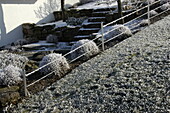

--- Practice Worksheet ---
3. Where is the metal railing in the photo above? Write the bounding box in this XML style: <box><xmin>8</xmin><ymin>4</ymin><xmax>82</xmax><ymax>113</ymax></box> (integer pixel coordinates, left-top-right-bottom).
<box><xmin>22</xmin><ymin>0</ymin><xmax>170</xmax><ymax>96</ymax></box>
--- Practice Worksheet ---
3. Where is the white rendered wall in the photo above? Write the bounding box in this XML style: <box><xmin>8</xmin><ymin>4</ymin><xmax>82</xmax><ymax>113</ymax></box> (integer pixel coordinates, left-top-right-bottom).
<box><xmin>0</xmin><ymin>0</ymin><xmax>79</xmax><ymax>47</ymax></box>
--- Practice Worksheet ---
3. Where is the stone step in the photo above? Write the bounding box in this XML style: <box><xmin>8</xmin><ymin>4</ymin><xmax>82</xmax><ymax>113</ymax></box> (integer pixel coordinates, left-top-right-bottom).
<box><xmin>93</xmin><ymin>7</ymin><xmax>116</xmax><ymax>12</ymax></box>
<box><xmin>92</xmin><ymin>11</ymin><xmax>112</xmax><ymax>17</ymax></box>
<box><xmin>77</xmin><ymin>28</ymin><xmax>100</xmax><ymax>35</ymax></box>
<box><xmin>82</xmin><ymin>22</ymin><xmax>103</xmax><ymax>28</ymax></box>
<box><xmin>88</xmin><ymin>17</ymin><xmax>106</xmax><ymax>22</ymax></box>
<box><xmin>74</xmin><ymin>35</ymin><xmax>92</xmax><ymax>40</ymax></box>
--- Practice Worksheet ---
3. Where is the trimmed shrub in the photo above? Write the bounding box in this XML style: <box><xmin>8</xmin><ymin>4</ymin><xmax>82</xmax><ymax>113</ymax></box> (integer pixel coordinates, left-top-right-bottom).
<box><xmin>0</xmin><ymin>65</ymin><xmax>23</xmax><ymax>86</ymax></box>
<box><xmin>46</xmin><ymin>34</ymin><xmax>58</xmax><ymax>43</ymax></box>
<box><xmin>39</xmin><ymin>53</ymin><xmax>70</xmax><ymax>77</ymax></box>
<box><xmin>140</xmin><ymin>19</ymin><xmax>150</xmax><ymax>27</ymax></box>
<box><xmin>149</xmin><ymin>10</ymin><xmax>158</xmax><ymax>17</ymax></box>
<box><xmin>13</xmin><ymin>39</ymin><xmax>28</xmax><ymax>46</ymax></box>
<box><xmin>160</xmin><ymin>0</ymin><xmax>170</xmax><ymax>5</ymax></box>
<box><xmin>145</xmin><ymin>0</ymin><xmax>155</xmax><ymax>4</ymax></box>
<box><xmin>71</xmin><ymin>39</ymin><xmax>99</xmax><ymax>60</ymax></box>
<box><xmin>161</xmin><ymin>2</ymin><xmax>170</xmax><ymax>10</ymax></box>
<box><xmin>0</xmin><ymin>53</ymin><xmax>28</xmax><ymax>69</ymax></box>
<box><xmin>97</xmin><ymin>24</ymin><xmax>132</xmax><ymax>41</ymax></box>
<box><xmin>66</xmin><ymin>17</ymin><xmax>87</xmax><ymax>26</ymax></box>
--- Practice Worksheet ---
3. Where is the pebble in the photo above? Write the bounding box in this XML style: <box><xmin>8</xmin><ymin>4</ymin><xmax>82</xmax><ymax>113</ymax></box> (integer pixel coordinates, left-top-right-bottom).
<box><xmin>8</xmin><ymin>15</ymin><xmax>170</xmax><ymax>113</ymax></box>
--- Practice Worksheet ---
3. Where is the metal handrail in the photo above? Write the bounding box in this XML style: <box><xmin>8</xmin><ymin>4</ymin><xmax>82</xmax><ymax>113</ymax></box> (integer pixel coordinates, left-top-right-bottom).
<box><xmin>103</xmin><ymin>0</ymin><xmax>160</xmax><ymax>27</ymax></box>
<box><xmin>22</xmin><ymin>0</ymin><xmax>169</xmax><ymax>96</ymax></box>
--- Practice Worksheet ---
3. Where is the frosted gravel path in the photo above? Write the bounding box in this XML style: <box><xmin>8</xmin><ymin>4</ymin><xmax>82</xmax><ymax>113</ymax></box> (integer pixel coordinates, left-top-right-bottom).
<box><xmin>10</xmin><ymin>15</ymin><xmax>170</xmax><ymax>113</ymax></box>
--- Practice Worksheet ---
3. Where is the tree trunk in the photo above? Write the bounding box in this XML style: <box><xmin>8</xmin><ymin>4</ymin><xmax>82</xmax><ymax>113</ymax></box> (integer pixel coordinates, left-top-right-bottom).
<box><xmin>61</xmin><ymin>0</ymin><xmax>66</xmax><ymax>21</ymax></box>
<box><xmin>117</xmin><ymin>0</ymin><xmax>124</xmax><ymax>24</ymax></box>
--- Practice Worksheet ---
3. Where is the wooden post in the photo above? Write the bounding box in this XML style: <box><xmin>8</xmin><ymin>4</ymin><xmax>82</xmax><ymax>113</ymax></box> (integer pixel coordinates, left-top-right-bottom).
<box><xmin>61</xmin><ymin>0</ymin><xmax>66</xmax><ymax>22</ymax></box>
<box><xmin>117</xmin><ymin>0</ymin><xmax>124</xmax><ymax>24</ymax></box>
<box><xmin>23</xmin><ymin>70</ymin><xmax>28</xmax><ymax>96</ymax></box>
<box><xmin>101</xmin><ymin>22</ymin><xmax>105</xmax><ymax>51</ymax></box>
<box><xmin>147</xmin><ymin>0</ymin><xmax>150</xmax><ymax>25</ymax></box>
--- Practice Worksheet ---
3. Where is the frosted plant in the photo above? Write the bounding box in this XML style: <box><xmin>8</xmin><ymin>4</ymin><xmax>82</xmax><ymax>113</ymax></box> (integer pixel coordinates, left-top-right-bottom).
<box><xmin>147</xmin><ymin>0</ymin><xmax>155</xmax><ymax>4</ymax></box>
<box><xmin>97</xmin><ymin>24</ymin><xmax>132</xmax><ymax>41</ymax></box>
<box><xmin>0</xmin><ymin>65</ymin><xmax>23</xmax><ymax>86</ymax></box>
<box><xmin>140</xmin><ymin>19</ymin><xmax>150</xmax><ymax>27</ymax></box>
<box><xmin>66</xmin><ymin>17</ymin><xmax>87</xmax><ymax>26</ymax></box>
<box><xmin>0</xmin><ymin>53</ymin><xmax>28</xmax><ymax>69</ymax></box>
<box><xmin>160</xmin><ymin>0</ymin><xmax>170</xmax><ymax>5</ymax></box>
<box><xmin>71</xmin><ymin>39</ymin><xmax>99</xmax><ymax>60</ymax></box>
<box><xmin>14</xmin><ymin>39</ymin><xmax>28</xmax><ymax>46</ymax></box>
<box><xmin>149</xmin><ymin>10</ymin><xmax>158</xmax><ymax>17</ymax></box>
<box><xmin>46</xmin><ymin>34</ymin><xmax>58</xmax><ymax>43</ymax></box>
<box><xmin>39</xmin><ymin>53</ymin><xmax>70</xmax><ymax>77</ymax></box>
<box><xmin>161</xmin><ymin>2</ymin><xmax>170</xmax><ymax>10</ymax></box>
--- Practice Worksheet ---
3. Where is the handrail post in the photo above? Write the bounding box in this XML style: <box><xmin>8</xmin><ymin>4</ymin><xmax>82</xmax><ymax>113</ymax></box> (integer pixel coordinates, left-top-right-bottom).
<box><xmin>101</xmin><ymin>22</ymin><xmax>105</xmax><ymax>51</ymax></box>
<box><xmin>23</xmin><ymin>70</ymin><xmax>28</xmax><ymax>96</ymax></box>
<box><xmin>147</xmin><ymin>0</ymin><xmax>150</xmax><ymax>25</ymax></box>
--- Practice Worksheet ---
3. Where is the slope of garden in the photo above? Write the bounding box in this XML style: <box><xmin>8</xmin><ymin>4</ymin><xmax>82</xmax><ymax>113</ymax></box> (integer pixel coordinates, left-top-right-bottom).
<box><xmin>9</xmin><ymin>14</ymin><xmax>170</xmax><ymax>113</ymax></box>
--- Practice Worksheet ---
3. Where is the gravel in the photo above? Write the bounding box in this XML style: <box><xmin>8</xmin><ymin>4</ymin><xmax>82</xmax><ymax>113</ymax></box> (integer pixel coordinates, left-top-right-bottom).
<box><xmin>9</xmin><ymin>15</ymin><xmax>170</xmax><ymax>113</ymax></box>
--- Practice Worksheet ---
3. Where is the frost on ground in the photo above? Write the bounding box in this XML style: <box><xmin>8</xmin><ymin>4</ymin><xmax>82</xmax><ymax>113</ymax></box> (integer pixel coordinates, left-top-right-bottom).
<box><xmin>71</xmin><ymin>39</ymin><xmax>99</xmax><ymax>60</ymax></box>
<box><xmin>0</xmin><ymin>53</ymin><xmax>28</xmax><ymax>69</ymax></box>
<box><xmin>37</xmin><ymin>21</ymin><xmax>67</xmax><ymax>29</ymax></box>
<box><xmin>97</xmin><ymin>24</ymin><xmax>132</xmax><ymax>41</ymax></box>
<box><xmin>76</xmin><ymin>0</ymin><xmax>121</xmax><ymax>9</ymax></box>
<box><xmin>8</xmin><ymin>13</ymin><xmax>170</xmax><ymax>113</ymax></box>
<box><xmin>0</xmin><ymin>65</ymin><xmax>23</xmax><ymax>86</ymax></box>
<box><xmin>39</xmin><ymin>53</ymin><xmax>70</xmax><ymax>77</ymax></box>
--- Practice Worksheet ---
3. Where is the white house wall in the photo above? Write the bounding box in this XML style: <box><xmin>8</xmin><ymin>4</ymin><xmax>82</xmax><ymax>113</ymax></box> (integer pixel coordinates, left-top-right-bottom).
<box><xmin>0</xmin><ymin>0</ymin><xmax>79</xmax><ymax>47</ymax></box>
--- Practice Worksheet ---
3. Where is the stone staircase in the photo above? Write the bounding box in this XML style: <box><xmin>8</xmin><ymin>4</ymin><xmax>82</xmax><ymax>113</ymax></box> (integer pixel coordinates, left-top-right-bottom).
<box><xmin>73</xmin><ymin>8</ymin><xmax>116</xmax><ymax>41</ymax></box>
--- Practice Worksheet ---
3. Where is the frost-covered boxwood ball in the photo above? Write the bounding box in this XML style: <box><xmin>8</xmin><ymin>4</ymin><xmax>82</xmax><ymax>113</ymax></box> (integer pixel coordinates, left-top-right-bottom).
<box><xmin>71</xmin><ymin>39</ymin><xmax>99</xmax><ymax>60</ymax></box>
<box><xmin>13</xmin><ymin>39</ymin><xmax>28</xmax><ymax>46</ymax></box>
<box><xmin>97</xmin><ymin>24</ymin><xmax>132</xmax><ymax>41</ymax></box>
<box><xmin>46</xmin><ymin>34</ymin><xmax>58</xmax><ymax>43</ymax></box>
<box><xmin>39</xmin><ymin>53</ymin><xmax>70</xmax><ymax>77</ymax></box>
<box><xmin>0</xmin><ymin>53</ymin><xmax>28</xmax><ymax>69</ymax></box>
<box><xmin>66</xmin><ymin>17</ymin><xmax>87</xmax><ymax>26</ymax></box>
<box><xmin>0</xmin><ymin>65</ymin><xmax>23</xmax><ymax>86</ymax></box>
<box><xmin>160</xmin><ymin>2</ymin><xmax>170</xmax><ymax>11</ymax></box>
<box><xmin>140</xmin><ymin>19</ymin><xmax>150</xmax><ymax>27</ymax></box>
<box><xmin>160</xmin><ymin>0</ymin><xmax>170</xmax><ymax>5</ymax></box>
<box><xmin>149</xmin><ymin>10</ymin><xmax>158</xmax><ymax>17</ymax></box>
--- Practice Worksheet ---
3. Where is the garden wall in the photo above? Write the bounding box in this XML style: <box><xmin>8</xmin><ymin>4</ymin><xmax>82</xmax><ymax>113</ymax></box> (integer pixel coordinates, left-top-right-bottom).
<box><xmin>0</xmin><ymin>0</ymin><xmax>79</xmax><ymax>47</ymax></box>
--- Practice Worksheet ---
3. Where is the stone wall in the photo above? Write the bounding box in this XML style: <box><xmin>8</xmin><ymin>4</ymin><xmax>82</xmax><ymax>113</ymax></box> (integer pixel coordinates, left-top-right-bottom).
<box><xmin>0</xmin><ymin>86</ymin><xmax>20</xmax><ymax>108</ymax></box>
<box><xmin>22</xmin><ymin>23</ymin><xmax>56</xmax><ymax>43</ymax></box>
<box><xmin>22</xmin><ymin>23</ymin><xmax>81</xmax><ymax>43</ymax></box>
<box><xmin>53</xmin><ymin>9</ymin><xmax>93</xmax><ymax>21</ymax></box>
